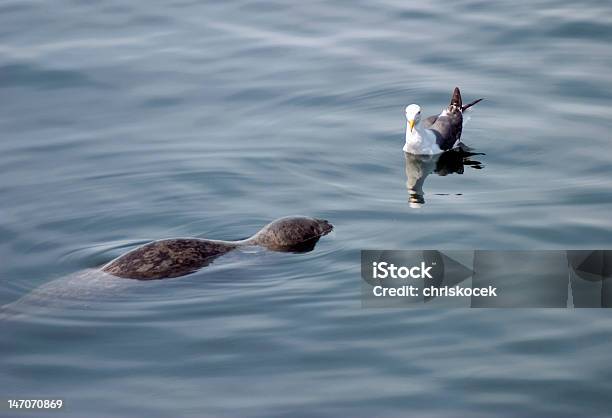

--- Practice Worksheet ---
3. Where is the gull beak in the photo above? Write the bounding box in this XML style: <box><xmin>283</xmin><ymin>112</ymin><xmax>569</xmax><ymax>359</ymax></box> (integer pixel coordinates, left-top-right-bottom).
<box><xmin>408</xmin><ymin>119</ymin><xmax>415</xmax><ymax>132</ymax></box>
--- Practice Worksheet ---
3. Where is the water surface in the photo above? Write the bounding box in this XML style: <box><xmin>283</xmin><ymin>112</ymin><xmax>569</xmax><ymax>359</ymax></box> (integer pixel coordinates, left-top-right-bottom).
<box><xmin>2</xmin><ymin>0</ymin><xmax>612</xmax><ymax>416</ymax></box>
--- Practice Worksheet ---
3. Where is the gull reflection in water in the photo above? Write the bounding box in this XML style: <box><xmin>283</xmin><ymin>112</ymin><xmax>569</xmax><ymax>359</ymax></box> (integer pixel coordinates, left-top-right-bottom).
<box><xmin>405</xmin><ymin>145</ymin><xmax>484</xmax><ymax>208</ymax></box>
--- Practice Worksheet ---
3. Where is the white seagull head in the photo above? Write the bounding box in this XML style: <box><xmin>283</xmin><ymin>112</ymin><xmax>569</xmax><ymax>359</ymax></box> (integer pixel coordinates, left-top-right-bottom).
<box><xmin>405</xmin><ymin>104</ymin><xmax>422</xmax><ymax>132</ymax></box>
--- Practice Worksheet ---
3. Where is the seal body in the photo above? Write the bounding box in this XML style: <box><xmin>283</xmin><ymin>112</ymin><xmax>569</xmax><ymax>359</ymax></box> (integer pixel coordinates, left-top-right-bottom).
<box><xmin>102</xmin><ymin>239</ymin><xmax>236</xmax><ymax>280</ymax></box>
<box><xmin>102</xmin><ymin>216</ymin><xmax>332</xmax><ymax>280</ymax></box>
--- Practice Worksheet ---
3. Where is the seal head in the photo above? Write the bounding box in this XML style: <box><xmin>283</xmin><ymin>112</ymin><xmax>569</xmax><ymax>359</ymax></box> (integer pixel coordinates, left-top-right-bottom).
<box><xmin>249</xmin><ymin>216</ymin><xmax>333</xmax><ymax>252</ymax></box>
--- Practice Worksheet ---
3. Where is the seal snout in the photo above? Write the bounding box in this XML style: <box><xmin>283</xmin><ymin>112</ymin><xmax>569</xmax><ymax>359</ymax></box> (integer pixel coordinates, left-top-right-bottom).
<box><xmin>316</xmin><ymin>218</ymin><xmax>333</xmax><ymax>235</ymax></box>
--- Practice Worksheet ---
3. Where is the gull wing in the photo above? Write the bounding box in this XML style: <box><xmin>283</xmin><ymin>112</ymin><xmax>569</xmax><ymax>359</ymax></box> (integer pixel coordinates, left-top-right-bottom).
<box><xmin>423</xmin><ymin>114</ymin><xmax>439</xmax><ymax>128</ymax></box>
<box><xmin>429</xmin><ymin>108</ymin><xmax>463</xmax><ymax>151</ymax></box>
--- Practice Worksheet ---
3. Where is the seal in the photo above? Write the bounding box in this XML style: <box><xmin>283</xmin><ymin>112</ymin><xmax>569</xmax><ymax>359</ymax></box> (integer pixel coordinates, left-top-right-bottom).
<box><xmin>102</xmin><ymin>216</ymin><xmax>333</xmax><ymax>280</ymax></box>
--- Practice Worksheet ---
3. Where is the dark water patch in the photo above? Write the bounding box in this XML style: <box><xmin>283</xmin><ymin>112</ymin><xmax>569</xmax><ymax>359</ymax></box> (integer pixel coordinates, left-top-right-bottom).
<box><xmin>554</xmin><ymin>79</ymin><xmax>612</xmax><ymax>101</ymax></box>
<box><xmin>395</xmin><ymin>8</ymin><xmax>439</xmax><ymax>20</ymax></box>
<box><xmin>0</xmin><ymin>63</ymin><xmax>106</xmax><ymax>90</ymax></box>
<box><xmin>0</xmin><ymin>1</ymin><xmax>33</xmax><ymax>14</ymax></box>
<box><xmin>141</xmin><ymin>96</ymin><xmax>185</xmax><ymax>108</ymax></box>
<box><xmin>547</xmin><ymin>19</ymin><xmax>612</xmax><ymax>41</ymax></box>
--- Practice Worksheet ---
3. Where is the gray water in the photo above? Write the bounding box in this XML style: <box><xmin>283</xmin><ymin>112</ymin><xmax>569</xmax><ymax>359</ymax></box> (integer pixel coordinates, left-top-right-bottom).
<box><xmin>2</xmin><ymin>0</ymin><xmax>612</xmax><ymax>416</ymax></box>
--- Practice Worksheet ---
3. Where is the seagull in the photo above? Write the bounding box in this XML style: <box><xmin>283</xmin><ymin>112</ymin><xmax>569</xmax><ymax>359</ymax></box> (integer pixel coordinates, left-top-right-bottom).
<box><xmin>404</xmin><ymin>87</ymin><xmax>483</xmax><ymax>155</ymax></box>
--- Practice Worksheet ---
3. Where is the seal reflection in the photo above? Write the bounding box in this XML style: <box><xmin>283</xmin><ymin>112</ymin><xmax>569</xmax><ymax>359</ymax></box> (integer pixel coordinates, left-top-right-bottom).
<box><xmin>404</xmin><ymin>145</ymin><xmax>484</xmax><ymax>207</ymax></box>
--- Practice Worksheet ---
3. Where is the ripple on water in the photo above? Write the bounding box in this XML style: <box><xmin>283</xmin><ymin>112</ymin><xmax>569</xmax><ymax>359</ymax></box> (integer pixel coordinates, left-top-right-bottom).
<box><xmin>2</xmin><ymin>0</ymin><xmax>612</xmax><ymax>416</ymax></box>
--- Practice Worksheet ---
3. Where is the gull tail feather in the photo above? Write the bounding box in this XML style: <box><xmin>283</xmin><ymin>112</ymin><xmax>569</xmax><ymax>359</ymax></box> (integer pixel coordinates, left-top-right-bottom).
<box><xmin>461</xmin><ymin>98</ymin><xmax>484</xmax><ymax>112</ymax></box>
<box><xmin>450</xmin><ymin>87</ymin><xmax>462</xmax><ymax>108</ymax></box>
